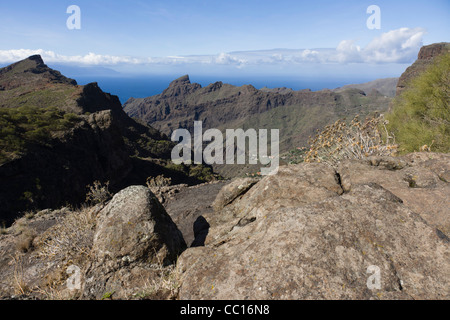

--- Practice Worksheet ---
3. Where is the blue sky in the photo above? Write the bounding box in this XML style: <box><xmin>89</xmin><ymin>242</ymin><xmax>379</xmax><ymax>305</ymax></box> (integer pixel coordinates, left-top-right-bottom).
<box><xmin>0</xmin><ymin>0</ymin><xmax>449</xmax><ymax>78</ymax></box>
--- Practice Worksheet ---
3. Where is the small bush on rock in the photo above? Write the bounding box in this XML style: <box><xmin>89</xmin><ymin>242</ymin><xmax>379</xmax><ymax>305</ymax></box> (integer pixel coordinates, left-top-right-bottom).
<box><xmin>85</xmin><ymin>181</ymin><xmax>112</xmax><ymax>205</ymax></box>
<box><xmin>146</xmin><ymin>175</ymin><xmax>172</xmax><ymax>189</ymax></box>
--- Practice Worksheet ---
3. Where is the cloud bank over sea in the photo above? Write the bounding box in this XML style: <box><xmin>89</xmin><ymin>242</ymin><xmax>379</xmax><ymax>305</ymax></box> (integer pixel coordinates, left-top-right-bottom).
<box><xmin>0</xmin><ymin>28</ymin><xmax>425</xmax><ymax>69</ymax></box>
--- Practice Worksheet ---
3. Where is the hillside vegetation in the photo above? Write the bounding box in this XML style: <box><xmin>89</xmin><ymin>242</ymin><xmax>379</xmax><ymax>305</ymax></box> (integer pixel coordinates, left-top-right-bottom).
<box><xmin>386</xmin><ymin>53</ymin><xmax>450</xmax><ymax>153</ymax></box>
<box><xmin>0</xmin><ymin>106</ymin><xmax>79</xmax><ymax>164</ymax></box>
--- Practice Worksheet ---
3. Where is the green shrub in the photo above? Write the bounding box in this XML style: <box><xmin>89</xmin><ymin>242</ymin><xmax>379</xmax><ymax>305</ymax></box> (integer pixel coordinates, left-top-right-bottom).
<box><xmin>188</xmin><ymin>165</ymin><xmax>216</xmax><ymax>181</ymax></box>
<box><xmin>0</xmin><ymin>106</ymin><xmax>79</xmax><ymax>163</ymax></box>
<box><xmin>164</xmin><ymin>162</ymin><xmax>188</xmax><ymax>174</ymax></box>
<box><xmin>385</xmin><ymin>53</ymin><xmax>450</xmax><ymax>153</ymax></box>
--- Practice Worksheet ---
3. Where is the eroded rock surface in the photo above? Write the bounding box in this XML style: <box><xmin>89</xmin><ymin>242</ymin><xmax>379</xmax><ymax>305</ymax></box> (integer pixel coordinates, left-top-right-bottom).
<box><xmin>177</xmin><ymin>153</ymin><xmax>449</xmax><ymax>300</ymax></box>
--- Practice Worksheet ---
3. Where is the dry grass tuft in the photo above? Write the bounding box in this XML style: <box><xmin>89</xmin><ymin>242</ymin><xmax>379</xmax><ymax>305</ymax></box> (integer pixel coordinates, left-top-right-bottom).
<box><xmin>133</xmin><ymin>253</ymin><xmax>181</xmax><ymax>300</ymax></box>
<box><xmin>36</xmin><ymin>205</ymin><xmax>98</xmax><ymax>262</ymax></box>
<box><xmin>15</xmin><ymin>225</ymin><xmax>37</xmax><ymax>253</ymax></box>
<box><xmin>134</xmin><ymin>266</ymin><xmax>180</xmax><ymax>300</ymax></box>
<box><xmin>146</xmin><ymin>175</ymin><xmax>172</xmax><ymax>189</ymax></box>
<box><xmin>85</xmin><ymin>181</ymin><xmax>112</xmax><ymax>205</ymax></box>
<box><xmin>11</xmin><ymin>254</ymin><xmax>31</xmax><ymax>295</ymax></box>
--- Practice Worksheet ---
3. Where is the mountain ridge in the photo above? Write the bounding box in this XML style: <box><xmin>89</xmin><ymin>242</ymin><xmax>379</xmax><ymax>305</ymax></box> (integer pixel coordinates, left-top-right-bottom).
<box><xmin>123</xmin><ymin>74</ymin><xmax>393</xmax><ymax>177</ymax></box>
<box><xmin>124</xmin><ymin>75</ymin><xmax>393</xmax><ymax>145</ymax></box>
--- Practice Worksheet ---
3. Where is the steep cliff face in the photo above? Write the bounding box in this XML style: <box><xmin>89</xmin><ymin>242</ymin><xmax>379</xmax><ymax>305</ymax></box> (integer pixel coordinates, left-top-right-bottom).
<box><xmin>387</xmin><ymin>43</ymin><xmax>450</xmax><ymax>153</ymax></box>
<box><xmin>0</xmin><ymin>110</ymin><xmax>131</xmax><ymax>225</ymax></box>
<box><xmin>396</xmin><ymin>42</ymin><xmax>450</xmax><ymax>96</ymax></box>
<box><xmin>0</xmin><ymin>56</ymin><xmax>207</xmax><ymax>226</ymax></box>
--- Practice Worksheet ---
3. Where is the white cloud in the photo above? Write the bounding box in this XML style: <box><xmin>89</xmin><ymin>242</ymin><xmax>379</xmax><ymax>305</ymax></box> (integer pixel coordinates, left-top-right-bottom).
<box><xmin>0</xmin><ymin>28</ymin><xmax>426</xmax><ymax>68</ymax></box>
<box><xmin>312</xmin><ymin>27</ymin><xmax>425</xmax><ymax>64</ymax></box>
<box><xmin>0</xmin><ymin>49</ymin><xmax>144</xmax><ymax>65</ymax></box>
<box><xmin>363</xmin><ymin>27</ymin><xmax>426</xmax><ymax>63</ymax></box>
<box><xmin>214</xmin><ymin>53</ymin><xmax>247</xmax><ymax>66</ymax></box>
<box><xmin>335</xmin><ymin>40</ymin><xmax>363</xmax><ymax>63</ymax></box>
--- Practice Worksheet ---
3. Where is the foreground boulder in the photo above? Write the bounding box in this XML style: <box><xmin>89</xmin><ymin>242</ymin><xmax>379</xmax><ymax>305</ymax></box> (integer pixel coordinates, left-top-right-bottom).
<box><xmin>83</xmin><ymin>186</ymin><xmax>186</xmax><ymax>299</ymax></box>
<box><xmin>177</xmin><ymin>154</ymin><xmax>449</xmax><ymax>300</ymax></box>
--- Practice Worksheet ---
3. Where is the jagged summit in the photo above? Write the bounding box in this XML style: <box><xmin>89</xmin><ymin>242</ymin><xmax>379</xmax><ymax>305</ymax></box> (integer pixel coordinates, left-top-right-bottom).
<box><xmin>0</xmin><ymin>55</ymin><xmax>77</xmax><ymax>92</ymax></box>
<box><xmin>24</xmin><ymin>54</ymin><xmax>45</xmax><ymax>65</ymax></box>
<box><xmin>169</xmin><ymin>74</ymin><xmax>191</xmax><ymax>86</ymax></box>
<box><xmin>418</xmin><ymin>42</ymin><xmax>450</xmax><ymax>60</ymax></box>
<box><xmin>0</xmin><ymin>55</ymin><xmax>131</xmax><ymax>116</ymax></box>
<box><xmin>161</xmin><ymin>74</ymin><xmax>201</xmax><ymax>98</ymax></box>
<box><xmin>0</xmin><ymin>54</ymin><xmax>45</xmax><ymax>73</ymax></box>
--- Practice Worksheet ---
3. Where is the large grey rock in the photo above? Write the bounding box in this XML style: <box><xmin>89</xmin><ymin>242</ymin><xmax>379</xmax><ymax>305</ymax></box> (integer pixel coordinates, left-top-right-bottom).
<box><xmin>338</xmin><ymin>152</ymin><xmax>450</xmax><ymax>237</ymax></box>
<box><xmin>83</xmin><ymin>185</ymin><xmax>186</xmax><ymax>299</ymax></box>
<box><xmin>177</xmin><ymin>159</ymin><xmax>449</xmax><ymax>300</ymax></box>
<box><xmin>205</xmin><ymin>163</ymin><xmax>343</xmax><ymax>244</ymax></box>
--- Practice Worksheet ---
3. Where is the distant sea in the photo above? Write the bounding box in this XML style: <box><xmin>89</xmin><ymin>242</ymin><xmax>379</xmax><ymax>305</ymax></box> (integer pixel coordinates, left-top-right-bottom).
<box><xmin>74</xmin><ymin>75</ymin><xmax>378</xmax><ymax>105</ymax></box>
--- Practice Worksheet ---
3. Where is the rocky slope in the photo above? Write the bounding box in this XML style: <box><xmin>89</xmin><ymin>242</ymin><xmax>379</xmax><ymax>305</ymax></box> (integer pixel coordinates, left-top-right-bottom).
<box><xmin>0</xmin><ymin>56</ymin><xmax>212</xmax><ymax>226</ymax></box>
<box><xmin>177</xmin><ymin>153</ymin><xmax>449</xmax><ymax>300</ymax></box>
<box><xmin>0</xmin><ymin>153</ymin><xmax>447</xmax><ymax>300</ymax></box>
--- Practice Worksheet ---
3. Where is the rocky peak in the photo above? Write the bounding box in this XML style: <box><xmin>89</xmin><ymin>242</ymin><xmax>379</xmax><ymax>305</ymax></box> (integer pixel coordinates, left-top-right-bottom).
<box><xmin>0</xmin><ymin>56</ymin><xmax>127</xmax><ymax>117</ymax></box>
<box><xmin>396</xmin><ymin>42</ymin><xmax>450</xmax><ymax>95</ymax></box>
<box><xmin>205</xmin><ymin>81</ymin><xmax>224</xmax><ymax>92</ymax></box>
<box><xmin>0</xmin><ymin>55</ymin><xmax>77</xmax><ymax>94</ymax></box>
<box><xmin>0</xmin><ymin>54</ymin><xmax>44</xmax><ymax>73</ymax></box>
<box><xmin>169</xmin><ymin>74</ymin><xmax>191</xmax><ymax>87</ymax></box>
<box><xmin>123</xmin><ymin>73</ymin><xmax>393</xmax><ymax>176</ymax></box>
<box><xmin>23</xmin><ymin>54</ymin><xmax>45</xmax><ymax>65</ymax></box>
<box><xmin>161</xmin><ymin>74</ymin><xmax>201</xmax><ymax>98</ymax></box>
<box><xmin>418</xmin><ymin>42</ymin><xmax>450</xmax><ymax>60</ymax></box>
<box><xmin>77</xmin><ymin>82</ymin><xmax>125</xmax><ymax>117</ymax></box>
